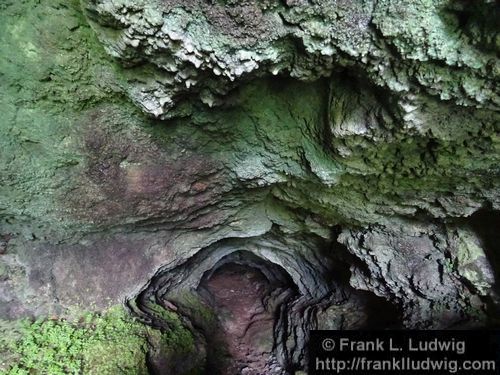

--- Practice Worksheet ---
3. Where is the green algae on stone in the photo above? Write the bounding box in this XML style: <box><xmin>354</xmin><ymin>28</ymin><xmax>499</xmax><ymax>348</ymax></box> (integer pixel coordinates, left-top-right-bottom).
<box><xmin>0</xmin><ymin>0</ymin><xmax>126</xmax><ymax>240</ymax></box>
<box><xmin>131</xmin><ymin>298</ymin><xmax>206</xmax><ymax>374</ymax></box>
<box><xmin>451</xmin><ymin>226</ymin><xmax>496</xmax><ymax>296</ymax></box>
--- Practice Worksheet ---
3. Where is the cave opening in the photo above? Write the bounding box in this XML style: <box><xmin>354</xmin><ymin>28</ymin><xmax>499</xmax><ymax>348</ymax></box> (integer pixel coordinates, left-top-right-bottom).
<box><xmin>469</xmin><ymin>209</ymin><xmax>500</xmax><ymax>282</ymax></box>
<box><xmin>130</xmin><ymin>235</ymin><xmax>406</xmax><ymax>374</ymax></box>
<box><xmin>197</xmin><ymin>251</ymin><xmax>299</xmax><ymax>375</ymax></box>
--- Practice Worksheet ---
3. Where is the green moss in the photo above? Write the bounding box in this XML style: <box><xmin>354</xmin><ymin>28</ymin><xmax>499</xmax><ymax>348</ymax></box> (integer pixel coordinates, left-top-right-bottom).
<box><xmin>0</xmin><ymin>0</ymin><xmax>129</xmax><ymax>239</ymax></box>
<box><xmin>0</xmin><ymin>306</ymin><xmax>194</xmax><ymax>375</ymax></box>
<box><xmin>137</xmin><ymin>299</ymin><xmax>205</xmax><ymax>374</ymax></box>
<box><xmin>172</xmin><ymin>291</ymin><xmax>218</xmax><ymax>327</ymax></box>
<box><xmin>0</xmin><ymin>0</ymin><xmax>124</xmax><ymax>112</ymax></box>
<box><xmin>143</xmin><ymin>302</ymin><xmax>196</xmax><ymax>355</ymax></box>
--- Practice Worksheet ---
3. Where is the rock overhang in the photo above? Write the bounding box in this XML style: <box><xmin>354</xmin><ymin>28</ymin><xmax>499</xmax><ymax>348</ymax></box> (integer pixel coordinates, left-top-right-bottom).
<box><xmin>82</xmin><ymin>0</ymin><xmax>499</xmax><ymax>120</ymax></box>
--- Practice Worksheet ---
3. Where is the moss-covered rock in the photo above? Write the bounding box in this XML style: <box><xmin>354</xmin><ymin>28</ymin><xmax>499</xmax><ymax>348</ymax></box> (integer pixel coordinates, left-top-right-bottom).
<box><xmin>0</xmin><ymin>306</ymin><xmax>199</xmax><ymax>375</ymax></box>
<box><xmin>0</xmin><ymin>0</ymin><xmax>498</xmax><ymax>372</ymax></box>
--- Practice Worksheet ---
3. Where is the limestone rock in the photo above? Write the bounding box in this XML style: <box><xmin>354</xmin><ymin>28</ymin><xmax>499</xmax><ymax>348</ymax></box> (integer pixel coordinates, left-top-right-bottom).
<box><xmin>0</xmin><ymin>0</ymin><xmax>498</xmax><ymax>373</ymax></box>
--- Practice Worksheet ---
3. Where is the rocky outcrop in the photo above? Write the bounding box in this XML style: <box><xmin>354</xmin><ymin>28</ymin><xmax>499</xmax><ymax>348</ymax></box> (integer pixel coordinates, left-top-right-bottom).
<box><xmin>0</xmin><ymin>0</ymin><xmax>498</xmax><ymax>374</ymax></box>
<box><xmin>340</xmin><ymin>220</ymin><xmax>495</xmax><ymax>328</ymax></box>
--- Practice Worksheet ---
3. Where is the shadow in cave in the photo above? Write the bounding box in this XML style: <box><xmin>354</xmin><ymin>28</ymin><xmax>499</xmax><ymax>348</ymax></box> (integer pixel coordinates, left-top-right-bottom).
<box><xmin>468</xmin><ymin>208</ymin><xmax>500</xmax><ymax>326</ymax></box>
<box><xmin>355</xmin><ymin>291</ymin><xmax>403</xmax><ymax>329</ymax></box>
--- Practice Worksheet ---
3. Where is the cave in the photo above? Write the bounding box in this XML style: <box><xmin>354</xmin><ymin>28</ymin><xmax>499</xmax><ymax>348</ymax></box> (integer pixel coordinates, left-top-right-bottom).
<box><xmin>1</xmin><ymin>0</ymin><xmax>499</xmax><ymax>374</ymax></box>
<box><xmin>128</xmin><ymin>235</ymin><xmax>349</xmax><ymax>374</ymax></box>
<box><xmin>197</xmin><ymin>251</ymin><xmax>298</xmax><ymax>375</ymax></box>
<box><xmin>469</xmin><ymin>209</ymin><xmax>500</xmax><ymax>281</ymax></box>
<box><xmin>127</xmin><ymin>234</ymin><xmax>410</xmax><ymax>374</ymax></box>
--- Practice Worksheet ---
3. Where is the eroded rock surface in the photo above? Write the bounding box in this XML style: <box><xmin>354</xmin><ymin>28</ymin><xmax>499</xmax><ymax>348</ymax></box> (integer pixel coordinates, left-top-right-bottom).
<box><xmin>0</xmin><ymin>0</ymin><xmax>499</xmax><ymax>374</ymax></box>
<box><xmin>82</xmin><ymin>0</ymin><xmax>499</xmax><ymax>118</ymax></box>
<box><xmin>200</xmin><ymin>263</ymin><xmax>282</xmax><ymax>374</ymax></box>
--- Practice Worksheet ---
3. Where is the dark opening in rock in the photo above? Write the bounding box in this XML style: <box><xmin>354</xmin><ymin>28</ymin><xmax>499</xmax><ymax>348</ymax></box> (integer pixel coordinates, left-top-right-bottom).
<box><xmin>469</xmin><ymin>209</ymin><xmax>500</xmax><ymax>325</ymax></box>
<box><xmin>128</xmin><ymin>234</ymin><xmax>409</xmax><ymax>374</ymax></box>
<box><xmin>197</xmin><ymin>251</ymin><xmax>298</xmax><ymax>375</ymax></box>
<box><xmin>469</xmin><ymin>209</ymin><xmax>500</xmax><ymax>281</ymax></box>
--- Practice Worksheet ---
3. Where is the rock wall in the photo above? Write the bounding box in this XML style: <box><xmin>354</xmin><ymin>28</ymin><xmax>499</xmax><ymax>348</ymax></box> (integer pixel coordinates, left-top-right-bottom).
<box><xmin>0</xmin><ymin>0</ymin><xmax>499</xmax><ymax>374</ymax></box>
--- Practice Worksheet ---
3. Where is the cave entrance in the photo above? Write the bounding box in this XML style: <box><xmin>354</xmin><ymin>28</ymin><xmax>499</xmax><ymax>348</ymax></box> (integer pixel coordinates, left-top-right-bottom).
<box><xmin>197</xmin><ymin>251</ymin><xmax>298</xmax><ymax>375</ymax></box>
<box><xmin>129</xmin><ymin>236</ymin><xmax>351</xmax><ymax>374</ymax></box>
